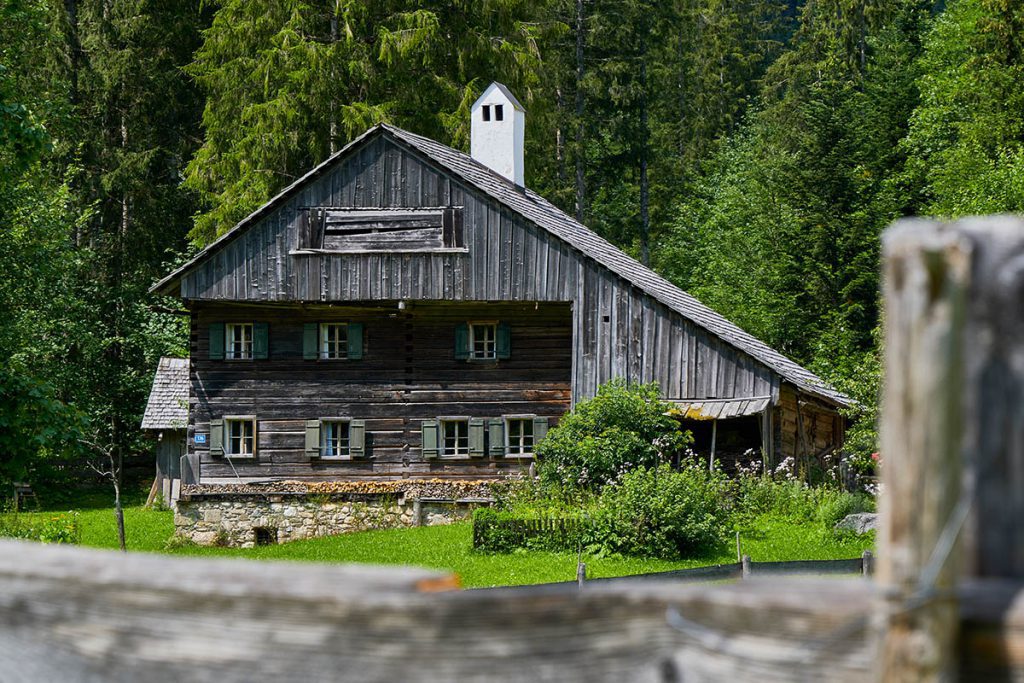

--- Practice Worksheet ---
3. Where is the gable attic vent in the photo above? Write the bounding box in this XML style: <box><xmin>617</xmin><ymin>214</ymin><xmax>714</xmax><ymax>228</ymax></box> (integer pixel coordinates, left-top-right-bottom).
<box><xmin>470</xmin><ymin>82</ymin><xmax>525</xmax><ymax>186</ymax></box>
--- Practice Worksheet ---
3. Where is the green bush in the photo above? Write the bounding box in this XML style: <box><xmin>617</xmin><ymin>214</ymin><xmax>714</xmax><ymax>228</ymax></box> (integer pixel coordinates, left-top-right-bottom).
<box><xmin>472</xmin><ymin>507</ymin><xmax>583</xmax><ymax>553</ymax></box>
<box><xmin>586</xmin><ymin>463</ymin><xmax>732</xmax><ymax>560</ymax></box>
<box><xmin>536</xmin><ymin>380</ymin><xmax>690</xmax><ymax>490</ymax></box>
<box><xmin>0</xmin><ymin>511</ymin><xmax>79</xmax><ymax>544</ymax></box>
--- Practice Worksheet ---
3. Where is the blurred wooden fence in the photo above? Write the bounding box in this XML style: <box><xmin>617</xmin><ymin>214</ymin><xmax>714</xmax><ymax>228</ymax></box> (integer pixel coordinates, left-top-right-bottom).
<box><xmin>4</xmin><ymin>217</ymin><xmax>1024</xmax><ymax>681</ymax></box>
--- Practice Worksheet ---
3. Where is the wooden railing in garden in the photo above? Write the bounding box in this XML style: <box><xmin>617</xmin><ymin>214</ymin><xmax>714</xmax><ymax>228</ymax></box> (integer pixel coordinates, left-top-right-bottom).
<box><xmin>5</xmin><ymin>216</ymin><xmax>1024</xmax><ymax>681</ymax></box>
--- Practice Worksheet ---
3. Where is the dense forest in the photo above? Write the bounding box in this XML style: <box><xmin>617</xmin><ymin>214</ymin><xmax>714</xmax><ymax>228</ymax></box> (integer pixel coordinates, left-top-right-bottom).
<box><xmin>2</xmin><ymin>0</ymin><xmax>1023</xmax><ymax>487</ymax></box>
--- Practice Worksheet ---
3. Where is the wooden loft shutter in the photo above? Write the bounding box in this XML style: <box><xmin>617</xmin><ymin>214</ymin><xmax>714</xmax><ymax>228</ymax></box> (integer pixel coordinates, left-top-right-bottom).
<box><xmin>454</xmin><ymin>323</ymin><xmax>469</xmax><ymax>360</ymax></box>
<box><xmin>305</xmin><ymin>419</ymin><xmax>320</xmax><ymax>457</ymax></box>
<box><xmin>532</xmin><ymin>417</ymin><xmax>549</xmax><ymax>446</ymax></box>
<box><xmin>469</xmin><ymin>418</ymin><xmax>485</xmax><ymax>457</ymax></box>
<box><xmin>209</xmin><ymin>323</ymin><xmax>225</xmax><ymax>360</ymax></box>
<box><xmin>253</xmin><ymin>322</ymin><xmax>269</xmax><ymax>359</ymax></box>
<box><xmin>496</xmin><ymin>322</ymin><xmax>511</xmax><ymax>359</ymax></box>
<box><xmin>347</xmin><ymin>323</ymin><xmax>364</xmax><ymax>360</ymax></box>
<box><xmin>303</xmin><ymin>323</ymin><xmax>318</xmax><ymax>360</ymax></box>
<box><xmin>209</xmin><ymin>419</ymin><xmax>224</xmax><ymax>456</ymax></box>
<box><xmin>349</xmin><ymin>419</ymin><xmax>366</xmax><ymax>457</ymax></box>
<box><xmin>421</xmin><ymin>420</ymin><xmax>439</xmax><ymax>458</ymax></box>
<box><xmin>488</xmin><ymin>418</ymin><xmax>505</xmax><ymax>456</ymax></box>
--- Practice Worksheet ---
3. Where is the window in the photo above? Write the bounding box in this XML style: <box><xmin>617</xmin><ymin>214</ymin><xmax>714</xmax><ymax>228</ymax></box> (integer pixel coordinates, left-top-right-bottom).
<box><xmin>470</xmin><ymin>323</ymin><xmax>496</xmax><ymax>360</ymax></box>
<box><xmin>320</xmin><ymin>323</ymin><xmax>348</xmax><ymax>359</ymax></box>
<box><xmin>441</xmin><ymin>419</ymin><xmax>469</xmax><ymax>457</ymax></box>
<box><xmin>226</xmin><ymin>323</ymin><xmax>253</xmax><ymax>359</ymax></box>
<box><xmin>506</xmin><ymin>418</ymin><xmax>535</xmax><ymax>456</ymax></box>
<box><xmin>226</xmin><ymin>418</ymin><xmax>255</xmax><ymax>456</ymax></box>
<box><xmin>482</xmin><ymin>104</ymin><xmax>491</xmax><ymax>121</ymax></box>
<box><xmin>494</xmin><ymin>104</ymin><xmax>504</xmax><ymax>121</ymax></box>
<box><xmin>322</xmin><ymin>420</ymin><xmax>350</xmax><ymax>458</ymax></box>
<box><xmin>306</xmin><ymin>418</ymin><xmax>365</xmax><ymax>458</ymax></box>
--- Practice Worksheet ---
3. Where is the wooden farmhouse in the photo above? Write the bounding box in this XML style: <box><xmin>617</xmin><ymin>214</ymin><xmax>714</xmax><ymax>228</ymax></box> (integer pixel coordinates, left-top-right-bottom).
<box><xmin>150</xmin><ymin>82</ymin><xmax>850</xmax><ymax>484</ymax></box>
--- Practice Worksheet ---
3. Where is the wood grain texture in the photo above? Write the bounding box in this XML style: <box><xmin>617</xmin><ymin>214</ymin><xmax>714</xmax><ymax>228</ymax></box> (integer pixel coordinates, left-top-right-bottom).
<box><xmin>878</xmin><ymin>218</ymin><xmax>972</xmax><ymax>680</ymax></box>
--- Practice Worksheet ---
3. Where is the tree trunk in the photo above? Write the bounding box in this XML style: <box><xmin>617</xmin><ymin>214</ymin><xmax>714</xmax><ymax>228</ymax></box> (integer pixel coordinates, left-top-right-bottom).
<box><xmin>574</xmin><ymin>0</ymin><xmax>586</xmax><ymax>222</ymax></box>
<box><xmin>114</xmin><ymin>456</ymin><xmax>126</xmax><ymax>553</ymax></box>
<box><xmin>638</xmin><ymin>44</ymin><xmax>650</xmax><ymax>266</ymax></box>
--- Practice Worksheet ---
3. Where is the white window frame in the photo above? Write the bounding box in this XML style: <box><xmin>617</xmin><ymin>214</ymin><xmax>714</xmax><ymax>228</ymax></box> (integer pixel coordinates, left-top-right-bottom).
<box><xmin>320</xmin><ymin>323</ymin><xmax>349</xmax><ymax>360</ymax></box>
<box><xmin>505</xmin><ymin>415</ymin><xmax>536</xmax><ymax>457</ymax></box>
<box><xmin>469</xmin><ymin>322</ymin><xmax>497</xmax><ymax>360</ymax></box>
<box><xmin>440</xmin><ymin>417</ymin><xmax>470</xmax><ymax>458</ymax></box>
<box><xmin>225</xmin><ymin>416</ymin><xmax>256</xmax><ymax>457</ymax></box>
<box><xmin>226</xmin><ymin>323</ymin><xmax>253</xmax><ymax>360</ymax></box>
<box><xmin>321</xmin><ymin>419</ymin><xmax>351</xmax><ymax>459</ymax></box>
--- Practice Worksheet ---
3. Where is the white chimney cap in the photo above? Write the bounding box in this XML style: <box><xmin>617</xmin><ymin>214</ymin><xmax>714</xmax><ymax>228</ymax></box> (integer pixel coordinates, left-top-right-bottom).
<box><xmin>471</xmin><ymin>82</ymin><xmax>526</xmax><ymax>186</ymax></box>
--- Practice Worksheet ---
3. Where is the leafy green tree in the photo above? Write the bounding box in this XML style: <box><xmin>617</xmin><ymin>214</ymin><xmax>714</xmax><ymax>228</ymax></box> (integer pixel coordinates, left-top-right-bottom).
<box><xmin>902</xmin><ymin>0</ymin><xmax>1024</xmax><ymax>215</ymax></box>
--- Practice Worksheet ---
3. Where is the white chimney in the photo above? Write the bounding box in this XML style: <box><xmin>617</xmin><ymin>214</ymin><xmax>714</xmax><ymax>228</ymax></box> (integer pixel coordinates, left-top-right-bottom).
<box><xmin>470</xmin><ymin>82</ymin><xmax>526</xmax><ymax>186</ymax></box>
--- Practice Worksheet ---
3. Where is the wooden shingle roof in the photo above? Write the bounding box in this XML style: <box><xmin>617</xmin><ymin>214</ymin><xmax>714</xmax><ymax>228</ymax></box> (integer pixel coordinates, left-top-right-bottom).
<box><xmin>141</xmin><ymin>357</ymin><xmax>189</xmax><ymax>430</ymax></box>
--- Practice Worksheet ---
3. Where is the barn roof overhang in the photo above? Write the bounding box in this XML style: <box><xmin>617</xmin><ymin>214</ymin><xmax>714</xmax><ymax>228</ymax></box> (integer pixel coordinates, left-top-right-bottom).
<box><xmin>667</xmin><ymin>396</ymin><xmax>773</xmax><ymax>421</ymax></box>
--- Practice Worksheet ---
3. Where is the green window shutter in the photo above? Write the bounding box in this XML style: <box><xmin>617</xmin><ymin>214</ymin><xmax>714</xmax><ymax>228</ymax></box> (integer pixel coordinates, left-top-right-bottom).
<box><xmin>496</xmin><ymin>322</ymin><xmax>511</xmax><ymax>359</ymax></box>
<box><xmin>349</xmin><ymin>419</ymin><xmax>366</xmax><ymax>457</ymax></box>
<box><xmin>303</xmin><ymin>323</ymin><xmax>318</xmax><ymax>360</ymax></box>
<box><xmin>209</xmin><ymin>323</ymin><xmax>225</xmax><ymax>360</ymax></box>
<box><xmin>347</xmin><ymin>323</ymin><xmax>364</xmax><ymax>360</ymax></box>
<box><xmin>488</xmin><ymin>418</ymin><xmax>505</xmax><ymax>457</ymax></box>
<box><xmin>305</xmin><ymin>419</ymin><xmax>320</xmax><ymax>456</ymax></box>
<box><xmin>532</xmin><ymin>417</ymin><xmax>549</xmax><ymax>448</ymax></box>
<box><xmin>421</xmin><ymin>420</ymin><xmax>439</xmax><ymax>459</ymax></box>
<box><xmin>454</xmin><ymin>323</ymin><xmax>469</xmax><ymax>360</ymax></box>
<box><xmin>469</xmin><ymin>418</ymin><xmax>485</xmax><ymax>457</ymax></box>
<box><xmin>209</xmin><ymin>419</ymin><xmax>223</xmax><ymax>456</ymax></box>
<box><xmin>253</xmin><ymin>322</ymin><xmax>269</xmax><ymax>359</ymax></box>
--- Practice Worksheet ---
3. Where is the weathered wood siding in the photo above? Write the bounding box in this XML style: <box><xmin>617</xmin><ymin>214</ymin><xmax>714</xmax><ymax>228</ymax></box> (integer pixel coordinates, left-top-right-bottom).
<box><xmin>775</xmin><ymin>385</ymin><xmax>843</xmax><ymax>467</ymax></box>
<box><xmin>188</xmin><ymin>301</ymin><xmax>571</xmax><ymax>481</ymax></box>
<box><xmin>178</xmin><ymin>135</ymin><xmax>779</xmax><ymax>404</ymax></box>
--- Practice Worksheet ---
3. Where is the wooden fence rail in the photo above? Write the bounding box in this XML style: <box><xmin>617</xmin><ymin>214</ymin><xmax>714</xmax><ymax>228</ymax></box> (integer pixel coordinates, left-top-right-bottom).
<box><xmin>5</xmin><ymin>217</ymin><xmax>1024</xmax><ymax>681</ymax></box>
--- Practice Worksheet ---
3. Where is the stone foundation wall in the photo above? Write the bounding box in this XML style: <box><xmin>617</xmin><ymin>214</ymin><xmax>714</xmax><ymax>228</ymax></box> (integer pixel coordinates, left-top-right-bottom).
<box><xmin>174</xmin><ymin>481</ymin><xmax>494</xmax><ymax>548</ymax></box>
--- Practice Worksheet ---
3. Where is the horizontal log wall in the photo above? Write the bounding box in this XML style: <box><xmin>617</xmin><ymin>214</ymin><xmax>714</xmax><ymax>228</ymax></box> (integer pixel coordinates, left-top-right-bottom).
<box><xmin>179</xmin><ymin>134</ymin><xmax>779</xmax><ymax>404</ymax></box>
<box><xmin>776</xmin><ymin>385</ymin><xmax>842</xmax><ymax>465</ymax></box>
<box><xmin>189</xmin><ymin>301</ymin><xmax>571</xmax><ymax>481</ymax></box>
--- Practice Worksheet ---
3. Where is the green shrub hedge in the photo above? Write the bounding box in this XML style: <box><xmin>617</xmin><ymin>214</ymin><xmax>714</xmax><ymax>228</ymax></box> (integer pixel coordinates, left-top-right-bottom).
<box><xmin>472</xmin><ymin>507</ymin><xmax>583</xmax><ymax>553</ymax></box>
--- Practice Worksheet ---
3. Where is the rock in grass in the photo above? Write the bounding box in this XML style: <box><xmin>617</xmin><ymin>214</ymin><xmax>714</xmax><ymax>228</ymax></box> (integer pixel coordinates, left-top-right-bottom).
<box><xmin>835</xmin><ymin>512</ymin><xmax>878</xmax><ymax>534</ymax></box>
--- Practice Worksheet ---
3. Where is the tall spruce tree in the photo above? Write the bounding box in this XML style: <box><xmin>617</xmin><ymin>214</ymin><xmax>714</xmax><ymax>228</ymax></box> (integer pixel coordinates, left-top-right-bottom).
<box><xmin>185</xmin><ymin>0</ymin><xmax>559</xmax><ymax>244</ymax></box>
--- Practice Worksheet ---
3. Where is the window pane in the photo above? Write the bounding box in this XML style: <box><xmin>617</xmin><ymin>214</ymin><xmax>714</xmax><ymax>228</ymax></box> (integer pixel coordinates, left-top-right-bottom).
<box><xmin>321</xmin><ymin>324</ymin><xmax>348</xmax><ymax>359</ymax></box>
<box><xmin>470</xmin><ymin>324</ymin><xmax>496</xmax><ymax>359</ymax></box>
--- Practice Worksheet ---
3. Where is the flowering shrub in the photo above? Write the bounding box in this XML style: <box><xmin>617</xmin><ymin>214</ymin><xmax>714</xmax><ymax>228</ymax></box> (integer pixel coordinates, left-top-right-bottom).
<box><xmin>536</xmin><ymin>380</ymin><xmax>691</xmax><ymax>491</ymax></box>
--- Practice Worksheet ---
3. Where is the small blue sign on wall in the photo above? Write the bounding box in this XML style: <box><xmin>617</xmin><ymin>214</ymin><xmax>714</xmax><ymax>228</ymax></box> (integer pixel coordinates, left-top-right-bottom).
<box><xmin>194</xmin><ymin>434</ymin><xmax>207</xmax><ymax>444</ymax></box>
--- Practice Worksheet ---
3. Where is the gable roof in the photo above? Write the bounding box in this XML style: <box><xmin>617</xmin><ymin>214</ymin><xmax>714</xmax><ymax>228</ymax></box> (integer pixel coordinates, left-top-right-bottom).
<box><xmin>141</xmin><ymin>357</ymin><xmax>189</xmax><ymax>430</ymax></box>
<box><xmin>154</xmin><ymin>124</ymin><xmax>850</xmax><ymax>408</ymax></box>
<box><xmin>475</xmin><ymin>82</ymin><xmax>526</xmax><ymax>112</ymax></box>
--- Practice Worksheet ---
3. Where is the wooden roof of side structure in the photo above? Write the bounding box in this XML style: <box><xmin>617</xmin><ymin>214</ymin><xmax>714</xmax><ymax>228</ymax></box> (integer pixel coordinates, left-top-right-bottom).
<box><xmin>153</xmin><ymin>124</ymin><xmax>850</xmax><ymax>408</ymax></box>
<box><xmin>141</xmin><ymin>357</ymin><xmax>189</xmax><ymax>430</ymax></box>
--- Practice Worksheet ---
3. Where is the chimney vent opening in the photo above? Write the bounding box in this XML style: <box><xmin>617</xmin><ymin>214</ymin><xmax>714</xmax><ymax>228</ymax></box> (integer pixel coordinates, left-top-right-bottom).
<box><xmin>494</xmin><ymin>105</ymin><xmax>504</xmax><ymax>121</ymax></box>
<box><xmin>482</xmin><ymin>105</ymin><xmax>491</xmax><ymax>122</ymax></box>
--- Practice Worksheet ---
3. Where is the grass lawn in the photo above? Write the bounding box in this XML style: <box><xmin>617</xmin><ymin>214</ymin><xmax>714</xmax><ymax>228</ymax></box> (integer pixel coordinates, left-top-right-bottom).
<box><xmin>14</xmin><ymin>501</ymin><xmax>874</xmax><ymax>588</ymax></box>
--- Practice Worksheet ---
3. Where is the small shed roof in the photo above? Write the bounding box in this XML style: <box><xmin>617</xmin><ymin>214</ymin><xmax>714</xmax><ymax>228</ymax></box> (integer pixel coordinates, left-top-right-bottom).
<box><xmin>141</xmin><ymin>357</ymin><xmax>189</xmax><ymax>431</ymax></box>
<box><xmin>668</xmin><ymin>397</ymin><xmax>772</xmax><ymax>421</ymax></box>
